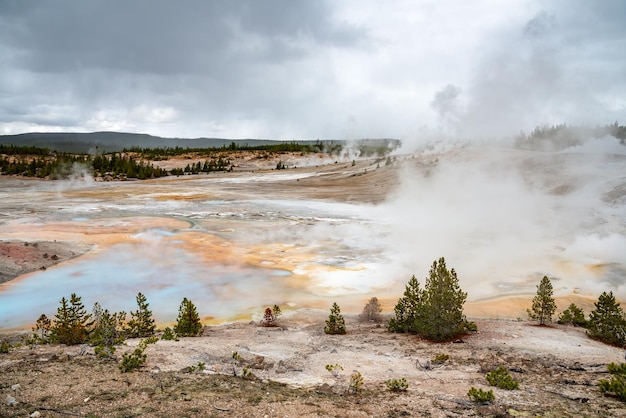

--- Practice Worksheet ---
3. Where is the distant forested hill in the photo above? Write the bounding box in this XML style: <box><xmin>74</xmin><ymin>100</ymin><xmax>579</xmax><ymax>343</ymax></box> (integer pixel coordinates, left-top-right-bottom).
<box><xmin>0</xmin><ymin>131</ymin><xmax>400</xmax><ymax>154</ymax></box>
<box><xmin>0</xmin><ymin>132</ymin><xmax>290</xmax><ymax>153</ymax></box>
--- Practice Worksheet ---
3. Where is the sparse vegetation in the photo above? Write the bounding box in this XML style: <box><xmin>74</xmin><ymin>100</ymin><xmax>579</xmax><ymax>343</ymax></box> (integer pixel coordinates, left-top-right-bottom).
<box><xmin>161</xmin><ymin>327</ymin><xmax>178</xmax><ymax>341</ymax></box>
<box><xmin>386</xmin><ymin>377</ymin><xmax>409</xmax><ymax>392</ymax></box>
<box><xmin>324</xmin><ymin>302</ymin><xmax>346</xmax><ymax>335</ymax></box>
<box><xmin>261</xmin><ymin>305</ymin><xmax>282</xmax><ymax>327</ymax></box>
<box><xmin>325</xmin><ymin>363</ymin><xmax>344</xmax><ymax>378</ymax></box>
<box><xmin>527</xmin><ymin>276</ymin><xmax>556</xmax><ymax>325</ymax></box>
<box><xmin>599</xmin><ymin>362</ymin><xmax>626</xmax><ymax>402</ymax></box>
<box><xmin>0</xmin><ymin>340</ymin><xmax>11</xmax><ymax>354</ymax></box>
<box><xmin>587</xmin><ymin>291</ymin><xmax>626</xmax><ymax>347</ymax></box>
<box><xmin>467</xmin><ymin>387</ymin><xmax>495</xmax><ymax>404</ymax></box>
<box><xmin>486</xmin><ymin>366</ymin><xmax>519</xmax><ymax>390</ymax></box>
<box><xmin>348</xmin><ymin>371</ymin><xmax>364</xmax><ymax>394</ymax></box>
<box><xmin>90</xmin><ymin>302</ymin><xmax>126</xmax><ymax>358</ymax></box>
<box><xmin>388</xmin><ymin>257</ymin><xmax>470</xmax><ymax>341</ymax></box>
<box><xmin>119</xmin><ymin>338</ymin><xmax>154</xmax><ymax>373</ymax></box>
<box><xmin>432</xmin><ymin>353</ymin><xmax>450</xmax><ymax>365</ymax></box>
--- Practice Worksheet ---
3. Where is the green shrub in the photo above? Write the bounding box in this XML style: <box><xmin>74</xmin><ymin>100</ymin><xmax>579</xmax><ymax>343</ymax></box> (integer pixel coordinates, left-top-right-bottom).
<box><xmin>558</xmin><ymin>303</ymin><xmax>587</xmax><ymax>327</ymax></box>
<box><xmin>348</xmin><ymin>371</ymin><xmax>364</xmax><ymax>394</ymax></box>
<box><xmin>0</xmin><ymin>340</ymin><xmax>11</xmax><ymax>354</ymax></box>
<box><xmin>119</xmin><ymin>346</ymin><xmax>147</xmax><ymax>372</ymax></box>
<box><xmin>325</xmin><ymin>363</ymin><xmax>344</xmax><ymax>378</ymax></box>
<box><xmin>599</xmin><ymin>362</ymin><xmax>626</xmax><ymax>401</ymax></box>
<box><xmin>432</xmin><ymin>353</ymin><xmax>450</xmax><ymax>365</ymax></box>
<box><xmin>486</xmin><ymin>366</ymin><xmax>519</xmax><ymax>390</ymax></box>
<box><xmin>119</xmin><ymin>337</ymin><xmax>156</xmax><ymax>373</ymax></box>
<box><xmin>161</xmin><ymin>327</ymin><xmax>178</xmax><ymax>341</ymax></box>
<box><xmin>467</xmin><ymin>387</ymin><xmax>495</xmax><ymax>404</ymax></box>
<box><xmin>386</xmin><ymin>377</ymin><xmax>409</xmax><ymax>392</ymax></box>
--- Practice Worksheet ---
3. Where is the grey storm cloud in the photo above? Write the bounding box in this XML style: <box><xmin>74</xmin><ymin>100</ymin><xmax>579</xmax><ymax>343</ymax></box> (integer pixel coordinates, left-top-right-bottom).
<box><xmin>0</xmin><ymin>0</ymin><xmax>624</xmax><ymax>139</ymax></box>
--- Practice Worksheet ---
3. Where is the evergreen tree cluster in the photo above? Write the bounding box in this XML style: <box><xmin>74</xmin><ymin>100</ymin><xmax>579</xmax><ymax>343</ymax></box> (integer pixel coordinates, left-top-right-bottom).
<box><xmin>388</xmin><ymin>257</ymin><xmax>471</xmax><ymax>342</ymax></box>
<box><xmin>0</xmin><ymin>154</ymin><xmax>89</xmax><ymax>178</ymax></box>
<box><xmin>527</xmin><ymin>276</ymin><xmax>626</xmax><ymax>348</ymax></box>
<box><xmin>91</xmin><ymin>153</ymin><xmax>167</xmax><ymax>179</ymax></box>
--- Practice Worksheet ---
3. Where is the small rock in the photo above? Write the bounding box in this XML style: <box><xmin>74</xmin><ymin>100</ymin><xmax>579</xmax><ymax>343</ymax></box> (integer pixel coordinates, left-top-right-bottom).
<box><xmin>6</xmin><ymin>394</ymin><xmax>17</xmax><ymax>406</ymax></box>
<box><xmin>11</xmin><ymin>384</ymin><xmax>21</xmax><ymax>391</ymax></box>
<box><xmin>84</xmin><ymin>397</ymin><xmax>90</xmax><ymax>403</ymax></box>
<box><xmin>30</xmin><ymin>412</ymin><xmax>41</xmax><ymax>418</ymax></box>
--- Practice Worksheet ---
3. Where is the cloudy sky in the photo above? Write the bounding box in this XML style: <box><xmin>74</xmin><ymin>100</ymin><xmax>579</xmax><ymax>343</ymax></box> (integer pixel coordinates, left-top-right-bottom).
<box><xmin>0</xmin><ymin>0</ymin><xmax>624</xmax><ymax>140</ymax></box>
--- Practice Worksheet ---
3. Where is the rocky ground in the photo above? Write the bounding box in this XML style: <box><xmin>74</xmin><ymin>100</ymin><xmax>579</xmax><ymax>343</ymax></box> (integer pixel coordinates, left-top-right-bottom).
<box><xmin>1</xmin><ymin>312</ymin><xmax>625</xmax><ymax>417</ymax></box>
<box><xmin>0</xmin><ymin>241</ymin><xmax>91</xmax><ymax>285</ymax></box>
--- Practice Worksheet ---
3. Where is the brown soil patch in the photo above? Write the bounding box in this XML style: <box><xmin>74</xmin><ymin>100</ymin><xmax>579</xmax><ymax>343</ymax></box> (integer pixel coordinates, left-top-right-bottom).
<box><xmin>0</xmin><ymin>241</ymin><xmax>91</xmax><ymax>285</ymax></box>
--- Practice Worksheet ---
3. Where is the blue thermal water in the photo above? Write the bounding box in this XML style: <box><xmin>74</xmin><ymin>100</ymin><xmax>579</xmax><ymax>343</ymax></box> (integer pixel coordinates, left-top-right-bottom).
<box><xmin>0</xmin><ymin>240</ymin><xmax>295</xmax><ymax>329</ymax></box>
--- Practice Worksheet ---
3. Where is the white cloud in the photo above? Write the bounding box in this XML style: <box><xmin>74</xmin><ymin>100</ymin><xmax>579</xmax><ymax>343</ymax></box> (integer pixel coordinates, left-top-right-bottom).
<box><xmin>0</xmin><ymin>0</ymin><xmax>624</xmax><ymax>139</ymax></box>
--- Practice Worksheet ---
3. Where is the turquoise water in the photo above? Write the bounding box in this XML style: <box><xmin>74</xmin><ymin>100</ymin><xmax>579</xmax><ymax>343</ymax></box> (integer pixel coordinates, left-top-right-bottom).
<box><xmin>0</xmin><ymin>241</ymin><xmax>295</xmax><ymax>329</ymax></box>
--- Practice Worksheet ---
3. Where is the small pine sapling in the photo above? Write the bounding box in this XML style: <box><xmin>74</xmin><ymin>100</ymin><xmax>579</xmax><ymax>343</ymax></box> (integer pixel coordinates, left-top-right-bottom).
<box><xmin>558</xmin><ymin>303</ymin><xmax>587</xmax><ymax>327</ymax></box>
<box><xmin>32</xmin><ymin>314</ymin><xmax>52</xmax><ymax>344</ymax></box>
<box><xmin>161</xmin><ymin>327</ymin><xmax>178</xmax><ymax>341</ymax></box>
<box><xmin>119</xmin><ymin>337</ymin><xmax>155</xmax><ymax>372</ymax></box>
<box><xmin>527</xmin><ymin>276</ymin><xmax>556</xmax><ymax>325</ymax></box>
<box><xmin>485</xmin><ymin>366</ymin><xmax>519</xmax><ymax>390</ymax></box>
<box><xmin>467</xmin><ymin>387</ymin><xmax>495</xmax><ymax>404</ymax></box>
<box><xmin>261</xmin><ymin>307</ymin><xmax>276</xmax><ymax>327</ymax></box>
<box><xmin>126</xmin><ymin>292</ymin><xmax>156</xmax><ymax>338</ymax></box>
<box><xmin>324</xmin><ymin>302</ymin><xmax>346</xmax><ymax>335</ymax></box>
<box><xmin>174</xmin><ymin>297</ymin><xmax>203</xmax><ymax>337</ymax></box>
<box><xmin>599</xmin><ymin>362</ymin><xmax>626</xmax><ymax>402</ymax></box>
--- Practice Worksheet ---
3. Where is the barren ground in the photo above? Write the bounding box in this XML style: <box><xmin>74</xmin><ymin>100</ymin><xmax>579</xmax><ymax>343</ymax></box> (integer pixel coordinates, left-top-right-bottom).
<box><xmin>1</xmin><ymin>313</ymin><xmax>625</xmax><ymax>417</ymax></box>
<box><xmin>1</xmin><ymin>151</ymin><xmax>626</xmax><ymax>416</ymax></box>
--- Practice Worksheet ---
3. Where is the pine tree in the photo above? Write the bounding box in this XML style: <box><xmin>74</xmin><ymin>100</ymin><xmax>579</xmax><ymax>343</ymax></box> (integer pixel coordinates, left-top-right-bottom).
<box><xmin>527</xmin><ymin>276</ymin><xmax>556</xmax><ymax>325</ymax></box>
<box><xmin>359</xmin><ymin>297</ymin><xmax>383</xmax><ymax>323</ymax></box>
<box><xmin>587</xmin><ymin>291</ymin><xmax>626</xmax><ymax>347</ymax></box>
<box><xmin>126</xmin><ymin>292</ymin><xmax>156</xmax><ymax>338</ymax></box>
<box><xmin>50</xmin><ymin>293</ymin><xmax>92</xmax><ymax>345</ymax></box>
<box><xmin>90</xmin><ymin>302</ymin><xmax>126</xmax><ymax>358</ymax></box>
<box><xmin>558</xmin><ymin>303</ymin><xmax>587</xmax><ymax>327</ymax></box>
<box><xmin>32</xmin><ymin>314</ymin><xmax>52</xmax><ymax>342</ymax></box>
<box><xmin>174</xmin><ymin>297</ymin><xmax>202</xmax><ymax>337</ymax></box>
<box><xmin>388</xmin><ymin>275</ymin><xmax>423</xmax><ymax>333</ymax></box>
<box><xmin>324</xmin><ymin>302</ymin><xmax>346</xmax><ymax>335</ymax></box>
<box><xmin>261</xmin><ymin>307</ymin><xmax>276</xmax><ymax>327</ymax></box>
<box><xmin>389</xmin><ymin>258</ymin><xmax>471</xmax><ymax>341</ymax></box>
<box><xmin>418</xmin><ymin>257</ymin><xmax>468</xmax><ymax>341</ymax></box>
